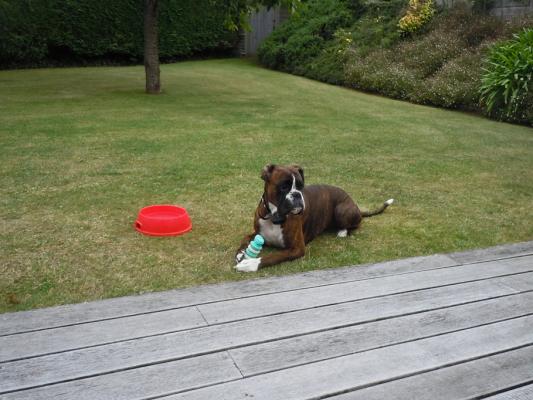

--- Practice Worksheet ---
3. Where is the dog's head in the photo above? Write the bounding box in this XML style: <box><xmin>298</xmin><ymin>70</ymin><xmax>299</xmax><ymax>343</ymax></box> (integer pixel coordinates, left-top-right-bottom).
<box><xmin>260</xmin><ymin>164</ymin><xmax>305</xmax><ymax>224</ymax></box>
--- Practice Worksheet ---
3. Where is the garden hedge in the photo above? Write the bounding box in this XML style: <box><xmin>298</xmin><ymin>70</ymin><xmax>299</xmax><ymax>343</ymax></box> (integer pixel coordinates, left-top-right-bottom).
<box><xmin>0</xmin><ymin>0</ymin><xmax>237</xmax><ymax>68</ymax></box>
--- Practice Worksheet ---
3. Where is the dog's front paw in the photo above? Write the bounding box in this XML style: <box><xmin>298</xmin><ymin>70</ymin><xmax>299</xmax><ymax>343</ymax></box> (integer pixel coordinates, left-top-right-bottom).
<box><xmin>235</xmin><ymin>257</ymin><xmax>261</xmax><ymax>273</ymax></box>
<box><xmin>235</xmin><ymin>250</ymin><xmax>246</xmax><ymax>265</ymax></box>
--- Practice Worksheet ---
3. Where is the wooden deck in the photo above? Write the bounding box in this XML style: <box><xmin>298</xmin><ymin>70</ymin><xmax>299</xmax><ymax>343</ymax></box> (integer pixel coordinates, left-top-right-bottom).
<box><xmin>1</xmin><ymin>241</ymin><xmax>533</xmax><ymax>400</ymax></box>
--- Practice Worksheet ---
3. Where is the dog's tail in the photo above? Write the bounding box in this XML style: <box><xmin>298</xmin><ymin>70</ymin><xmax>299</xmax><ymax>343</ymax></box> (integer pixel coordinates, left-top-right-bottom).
<box><xmin>361</xmin><ymin>199</ymin><xmax>394</xmax><ymax>218</ymax></box>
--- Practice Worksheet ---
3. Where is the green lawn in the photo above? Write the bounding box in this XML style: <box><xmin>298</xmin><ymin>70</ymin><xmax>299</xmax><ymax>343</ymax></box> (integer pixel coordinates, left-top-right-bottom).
<box><xmin>1</xmin><ymin>58</ymin><xmax>532</xmax><ymax>313</ymax></box>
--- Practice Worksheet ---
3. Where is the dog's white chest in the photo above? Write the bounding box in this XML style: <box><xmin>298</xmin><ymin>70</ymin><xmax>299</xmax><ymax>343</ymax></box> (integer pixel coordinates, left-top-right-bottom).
<box><xmin>258</xmin><ymin>218</ymin><xmax>285</xmax><ymax>248</ymax></box>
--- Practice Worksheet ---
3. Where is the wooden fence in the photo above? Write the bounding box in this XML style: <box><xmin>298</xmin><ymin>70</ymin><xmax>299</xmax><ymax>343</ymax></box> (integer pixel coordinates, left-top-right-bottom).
<box><xmin>240</xmin><ymin>6</ymin><xmax>290</xmax><ymax>56</ymax></box>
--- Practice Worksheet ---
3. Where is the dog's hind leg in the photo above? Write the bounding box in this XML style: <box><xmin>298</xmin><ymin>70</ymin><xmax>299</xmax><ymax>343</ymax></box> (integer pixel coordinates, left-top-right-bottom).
<box><xmin>334</xmin><ymin>199</ymin><xmax>362</xmax><ymax>236</ymax></box>
<box><xmin>337</xmin><ymin>229</ymin><xmax>348</xmax><ymax>237</ymax></box>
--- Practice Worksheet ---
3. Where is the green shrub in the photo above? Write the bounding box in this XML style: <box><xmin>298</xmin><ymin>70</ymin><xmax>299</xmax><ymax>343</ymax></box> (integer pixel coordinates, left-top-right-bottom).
<box><xmin>0</xmin><ymin>1</ymin><xmax>50</xmax><ymax>64</ymax></box>
<box><xmin>480</xmin><ymin>28</ymin><xmax>533</xmax><ymax>124</ymax></box>
<box><xmin>0</xmin><ymin>0</ymin><xmax>237</xmax><ymax>68</ymax></box>
<box><xmin>258</xmin><ymin>0</ymin><xmax>354</xmax><ymax>75</ymax></box>
<box><xmin>255</xmin><ymin>24</ymin><xmax>292</xmax><ymax>70</ymax></box>
<box><xmin>346</xmin><ymin>11</ymin><xmax>470</xmax><ymax>99</ymax></box>
<box><xmin>258</xmin><ymin>0</ymin><xmax>406</xmax><ymax>82</ymax></box>
<box><xmin>345</xmin><ymin>48</ymin><xmax>419</xmax><ymax>98</ymax></box>
<box><xmin>398</xmin><ymin>30</ymin><xmax>463</xmax><ymax>78</ymax></box>
<box><xmin>432</xmin><ymin>5</ymin><xmax>506</xmax><ymax>47</ymax></box>
<box><xmin>345</xmin><ymin>8</ymin><xmax>528</xmax><ymax>113</ymax></box>
<box><xmin>303</xmin><ymin>29</ymin><xmax>353</xmax><ymax>84</ymax></box>
<box><xmin>413</xmin><ymin>52</ymin><xmax>483</xmax><ymax>109</ymax></box>
<box><xmin>348</xmin><ymin>0</ymin><xmax>406</xmax><ymax>56</ymax></box>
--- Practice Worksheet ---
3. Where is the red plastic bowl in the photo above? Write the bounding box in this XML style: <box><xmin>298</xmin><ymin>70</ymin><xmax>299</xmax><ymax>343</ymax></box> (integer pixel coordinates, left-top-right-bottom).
<box><xmin>135</xmin><ymin>205</ymin><xmax>192</xmax><ymax>236</ymax></box>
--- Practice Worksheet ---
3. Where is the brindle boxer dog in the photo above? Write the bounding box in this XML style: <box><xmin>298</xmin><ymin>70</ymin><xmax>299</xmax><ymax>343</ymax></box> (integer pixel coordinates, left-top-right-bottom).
<box><xmin>235</xmin><ymin>164</ymin><xmax>394</xmax><ymax>272</ymax></box>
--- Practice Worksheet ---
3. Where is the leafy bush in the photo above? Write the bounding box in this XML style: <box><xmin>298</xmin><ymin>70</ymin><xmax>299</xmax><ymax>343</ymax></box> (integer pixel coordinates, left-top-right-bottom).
<box><xmin>258</xmin><ymin>0</ymin><xmax>406</xmax><ymax>83</ymax></box>
<box><xmin>0</xmin><ymin>1</ymin><xmax>50</xmax><ymax>64</ymax></box>
<box><xmin>0</xmin><ymin>0</ymin><xmax>237</xmax><ymax>68</ymax></box>
<box><xmin>398</xmin><ymin>0</ymin><xmax>436</xmax><ymax>35</ymax></box>
<box><xmin>413</xmin><ymin>52</ymin><xmax>483</xmax><ymax>109</ymax></box>
<box><xmin>258</xmin><ymin>0</ymin><xmax>354</xmax><ymax>75</ymax></box>
<box><xmin>348</xmin><ymin>0</ymin><xmax>406</xmax><ymax>56</ymax></box>
<box><xmin>345</xmin><ymin>49</ymin><xmax>419</xmax><ymax>99</ymax></box>
<box><xmin>345</xmin><ymin>7</ymin><xmax>530</xmax><ymax>113</ymax></box>
<box><xmin>480</xmin><ymin>28</ymin><xmax>533</xmax><ymax>124</ymax></box>
<box><xmin>346</xmin><ymin>10</ymin><xmax>480</xmax><ymax>103</ymax></box>
<box><xmin>398</xmin><ymin>30</ymin><xmax>464</xmax><ymax>78</ymax></box>
<box><xmin>303</xmin><ymin>29</ymin><xmax>353</xmax><ymax>84</ymax></box>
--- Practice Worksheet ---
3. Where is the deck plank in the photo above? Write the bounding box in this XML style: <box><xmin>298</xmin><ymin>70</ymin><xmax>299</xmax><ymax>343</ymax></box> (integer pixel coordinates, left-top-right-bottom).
<box><xmin>448</xmin><ymin>241</ymin><xmax>533</xmax><ymax>264</ymax></box>
<box><xmin>1</xmin><ymin>352</ymin><xmax>241</xmax><ymax>400</ymax></box>
<box><xmin>3</xmin><ymin>275</ymin><xmax>531</xmax><ymax>393</ymax></box>
<box><xmin>166</xmin><ymin>316</ymin><xmax>533</xmax><ymax>400</ymax></box>
<box><xmin>0</xmin><ymin>254</ymin><xmax>457</xmax><ymax>336</ymax></box>
<box><xmin>328</xmin><ymin>347</ymin><xmax>533</xmax><ymax>400</ymax></box>
<box><xmin>230</xmin><ymin>291</ymin><xmax>533</xmax><ymax>376</ymax></box>
<box><xmin>0</xmin><ymin>306</ymin><xmax>206</xmax><ymax>363</ymax></box>
<box><xmin>198</xmin><ymin>256</ymin><xmax>533</xmax><ymax>324</ymax></box>
<box><xmin>485</xmin><ymin>384</ymin><xmax>533</xmax><ymax>400</ymax></box>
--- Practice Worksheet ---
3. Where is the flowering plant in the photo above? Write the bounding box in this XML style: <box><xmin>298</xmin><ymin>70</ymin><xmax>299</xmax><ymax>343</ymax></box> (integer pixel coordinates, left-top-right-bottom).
<box><xmin>398</xmin><ymin>0</ymin><xmax>436</xmax><ymax>34</ymax></box>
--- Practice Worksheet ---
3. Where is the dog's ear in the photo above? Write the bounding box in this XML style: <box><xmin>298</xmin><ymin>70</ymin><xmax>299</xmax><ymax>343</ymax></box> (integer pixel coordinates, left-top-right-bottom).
<box><xmin>261</xmin><ymin>164</ymin><xmax>276</xmax><ymax>182</ymax></box>
<box><xmin>291</xmin><ymin>164</ymin><xmax>304</xmax><ymax>185</ymax></box>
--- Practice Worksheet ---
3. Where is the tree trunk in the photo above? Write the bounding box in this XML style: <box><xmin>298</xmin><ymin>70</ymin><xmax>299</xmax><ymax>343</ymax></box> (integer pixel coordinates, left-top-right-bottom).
<box><xmin>144</xmin><ymin>0</ymin><xmax>160</xmax><ymax>94</ymax></box>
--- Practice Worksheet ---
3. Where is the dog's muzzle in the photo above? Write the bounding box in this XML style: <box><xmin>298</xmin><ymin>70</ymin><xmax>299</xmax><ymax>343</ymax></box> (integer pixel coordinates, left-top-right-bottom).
<box><xmin>287</xmin><ymin>191</ymin><xmax>304</xmax><ymax>215</ymax></box>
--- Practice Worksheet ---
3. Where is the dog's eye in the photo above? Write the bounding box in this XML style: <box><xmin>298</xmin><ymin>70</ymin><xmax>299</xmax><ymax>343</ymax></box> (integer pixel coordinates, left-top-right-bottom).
<box><xmin>280</xmin><ymin>182</ymin><xmax>291</xmax><ymax>191</ymax></box>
